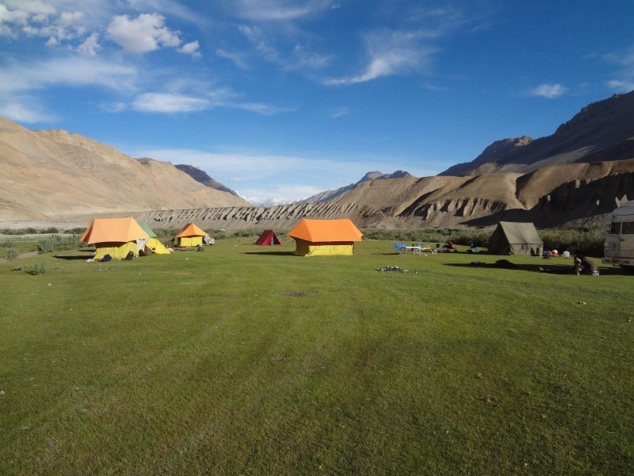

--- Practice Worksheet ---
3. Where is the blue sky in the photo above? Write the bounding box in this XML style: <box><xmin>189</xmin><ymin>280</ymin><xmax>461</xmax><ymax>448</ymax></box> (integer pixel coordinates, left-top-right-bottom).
<box><xmin>1</xmin><ymin>0</ymin><xmax>633</xmax><ymax>205</ymax></box>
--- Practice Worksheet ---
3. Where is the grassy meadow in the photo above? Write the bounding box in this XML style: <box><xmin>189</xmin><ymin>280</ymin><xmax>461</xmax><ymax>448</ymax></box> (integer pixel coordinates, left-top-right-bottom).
<box><xmin>0</xmin><ymin>237</ymin><xmax>632</xmax><ymax>475</ymax></box>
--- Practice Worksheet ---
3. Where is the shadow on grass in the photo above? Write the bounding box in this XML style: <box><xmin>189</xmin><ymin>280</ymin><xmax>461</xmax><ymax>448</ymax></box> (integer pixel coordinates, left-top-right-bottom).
<box><xmin>55</xmin><ymin>254</ymin><xmax>93</xmax><ymax>260</ymax></box>
<box><xmin>444</xmin><ymin>261</ymin><xmax>626</xmax><ymax>276</ymax></box>
<box><xmin>54</xmin><ymin>249</ymin><xmax>96</xmax><ymax>260</ymax></box>
<box><xmin>244</xmin><ymin>251</ymin><xmax>296</xmax><ymax>256</ymax></box>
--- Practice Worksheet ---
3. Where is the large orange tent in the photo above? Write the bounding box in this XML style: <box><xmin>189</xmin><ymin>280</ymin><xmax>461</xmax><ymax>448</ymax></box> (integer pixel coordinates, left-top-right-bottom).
<box><xmin>81</xmin><ymin>216</ymin><xmax>150</xmax><ymax>260</ymax></box>
<box><xmin>175</xmin><ymin>223</ymin><xmax>208</xmax><ymax>247</ymax></box>
<box><xmin>288</xmin><ymin>218</ymin><xmax>363</xmax><ymax>256</ymax></box>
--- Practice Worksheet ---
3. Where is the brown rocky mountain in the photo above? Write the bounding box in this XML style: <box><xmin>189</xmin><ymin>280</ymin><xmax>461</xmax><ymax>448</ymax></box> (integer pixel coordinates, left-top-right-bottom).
<box><xmin>300</xmin><ymin>170</ymin><xmax>413</xmax><ymax>203</ymax></box>
<box><xmin>441</xmin><ymin>90</ymin><xmax>634</xmax><ymax>176</ymax></box>
<box><xmin>174</xmin><ymin>164</ymin><xmax>241</xmax><ymax>196</ymax></box>
<box><xmin>0</xmin><ymin>118</ymin><xmax>250</xmax><ymax>222</ymax></box>
<box><xmin>1</xmin><ymin>89</ymin><xmax>633</xmax><ymax>231</ymax></box>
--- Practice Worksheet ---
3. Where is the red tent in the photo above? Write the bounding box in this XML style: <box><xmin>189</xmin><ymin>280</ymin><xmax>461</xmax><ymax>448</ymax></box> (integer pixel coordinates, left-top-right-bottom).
<box><xmin>255</xmin><ymin>229</ymin><xmax>282</xmax><ymax>245</ymax></box>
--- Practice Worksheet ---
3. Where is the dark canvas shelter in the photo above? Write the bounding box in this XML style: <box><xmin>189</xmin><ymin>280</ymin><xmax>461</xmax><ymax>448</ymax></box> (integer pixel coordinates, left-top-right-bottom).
<box><xmin>255</xmin><ymin>229</ymin><xmax>282</xmax><ymax>246</ymax></box>
<box><xmin>488</xmin><ymin>221</ymin><xmax>543</xmax><ymax>255</ymax></box>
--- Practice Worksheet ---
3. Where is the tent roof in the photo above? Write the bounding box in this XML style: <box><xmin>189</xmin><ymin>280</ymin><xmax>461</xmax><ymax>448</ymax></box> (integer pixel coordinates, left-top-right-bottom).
<box><xmin>255</xmin><ymin>229</ymin><xmax>282</xmax><ymax>245</ymax></box>
<box><xmin>81</xmin><ymin>217</ymin><xmax>150</xmax><ymax>244</ymax></box>
<box><xmin>175</xmin><ymin>223</ymin><xmax>207</xmax><ymax>238</ymax></box>
<box><xmin>288</xmin><ymin>218</ymin><xmax>363</xmax><ymax>243</ymax></box>
<box><xmin>137</xmin><ymin>220</ymin><xmax>157</xmax><ymax>238</ymax></box>
<box><xmin>496</xmin><ymin>221</ymin><xmax>542</xmax><ymax>244</ymax></box>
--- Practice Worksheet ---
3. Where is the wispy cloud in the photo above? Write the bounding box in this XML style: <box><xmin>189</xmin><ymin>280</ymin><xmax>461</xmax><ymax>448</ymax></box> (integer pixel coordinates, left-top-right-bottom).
<box><xmin>527</xmin><ymin>83</ymin><xmax>568</xmax><ymax>99</ymax></box>
<box><xmin>128</xmin><ymin>89</ymin><xmax>293</xmax><ymax>115</ymax></box>
<box><xmin>329</xmin><ymin>106</ymin><xmax>349</xmax><ymax>119</ymax></box>
<box><xmin>230</xmin><ymin>0</ymin><xmax>335</xmax><ymax>22</ymax></box>
<box><xmin>324</xmin><ymin>29</ymin><xmax>438</xmax><ymax>85</ymax></box>
<box><xmin>0</xmin><ymin>55</ymin><xmax>138</xmax><ymax>122</ymax></box>
<box><xmin>604</xmin><ymin>46</ymin><xmax>634</xmax><ymax>93</ymax></box>
<box><xmin>0</xmin><ymin>56</ymin><xmax>138</xmax><ymax>94</ymax></box>
<box><xmin>238</xmin><ymin>24</ymin><xmax>330</xmax><ymax>71</ymax></box>
<box><xmin>132</xmin><ymin>92</ymin><xmax>210</xmax><ymax>113</ymax></box>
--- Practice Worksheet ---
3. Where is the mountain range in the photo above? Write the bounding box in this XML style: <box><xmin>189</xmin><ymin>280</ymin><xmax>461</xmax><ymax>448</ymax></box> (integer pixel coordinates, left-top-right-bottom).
<box><xmin>1</xmin><ymin>90</ymin><xmax>633</xmax><ymax>230</ymax></box>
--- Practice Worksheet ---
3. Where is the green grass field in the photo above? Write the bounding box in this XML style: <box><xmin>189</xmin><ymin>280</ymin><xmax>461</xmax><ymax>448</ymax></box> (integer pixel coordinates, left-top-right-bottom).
<box><xmin>1</xmin><ymin>238</ymin><xmax>632</xmax><ymax>475</ymax></box>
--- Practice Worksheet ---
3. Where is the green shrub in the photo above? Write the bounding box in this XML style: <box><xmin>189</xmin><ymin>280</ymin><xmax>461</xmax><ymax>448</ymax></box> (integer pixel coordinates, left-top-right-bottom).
<box><xmin>28</xmin><ymin>262</ymin><xmax>47</xmax><ymax>275</ymax></box>
<box><xmin>37</xmin><ymin>235</ymin><xmax>80</xmax><ymax>253</ymax></box>
<box><xmin>0</xmin><ymin>239</ymin><xmax>15</xmax><ymax>248</ymax></box>
<box><xmin>4</xmin><ymin>248</ymin><xmax>18</xmax><ymax>260</ymax></box>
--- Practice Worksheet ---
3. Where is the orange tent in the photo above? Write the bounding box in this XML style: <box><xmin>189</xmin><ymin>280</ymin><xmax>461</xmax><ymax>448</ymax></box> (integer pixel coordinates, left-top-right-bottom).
<box><xmin>81</xmin><ymin>217</ymin><xmax>149</xmax><ymax>260</ymax></box>
<box><xmin>288</xmin><ymin>218</ymin><xmax>363</xmax><ymax>256</ymax></box>
<box><xmin>175</xmin><ymin>223</ymin><xmax>208</xmax><ymax>247</ymax></box>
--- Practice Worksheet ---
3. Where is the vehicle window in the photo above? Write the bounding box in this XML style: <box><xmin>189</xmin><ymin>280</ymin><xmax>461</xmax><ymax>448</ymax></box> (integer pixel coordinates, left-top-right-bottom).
<box><xmin>610</xmin><ymin>222</ymin><xmax>621</xmax><ymax>234</ymax></box>
<box><xmin>622</xmin><ymin>222</ymin><xmax>634</xmax><ymax>234</ymax></box>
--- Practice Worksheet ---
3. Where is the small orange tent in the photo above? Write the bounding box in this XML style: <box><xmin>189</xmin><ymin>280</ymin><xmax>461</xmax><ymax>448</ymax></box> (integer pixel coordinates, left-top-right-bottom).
<box><xmin>288</xmin><ymin>218</ymin><xmax>363</xmax><ymax>256</ymax></box>
<box><xmin>255</xmin><ymin>229</ymin><xmax>282</xmax><ymax>246</ymax></box>
<box><xmin>175</xmin><ymin>223</ymin><xmax>208</xmax><ymax>247</ymax></box>
<box><xmin>81</xmin><ymin>217</ymin><xmax>150</xmax><ymax>260</ymax></box>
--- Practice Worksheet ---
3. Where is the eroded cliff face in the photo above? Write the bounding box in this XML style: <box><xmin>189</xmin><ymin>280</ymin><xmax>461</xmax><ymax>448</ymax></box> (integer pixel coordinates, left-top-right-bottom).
<box><xmin>131</xmin><ymin>159</ymin><xmax>634</xmax><ymax>231</ymax></box>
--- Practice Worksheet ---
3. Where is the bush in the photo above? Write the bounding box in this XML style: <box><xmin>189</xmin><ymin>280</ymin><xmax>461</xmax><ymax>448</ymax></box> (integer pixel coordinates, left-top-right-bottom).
<box><xmin>0</xmin><ymin>239</ymin><xmax>15</xmax><ymax>248</ymax></box>
<box><xmin>540</xmin><ymin>226</ymin><xmax>604</xmax><ymax>257</ymax></box>
<box><xmin>4</xmin><ymin>248</ymin><xmax>18</xmax><ymax>260</ymax></box>
<box><xmin>28</xmin><ymin>262</ymin><xmax>47</xmax><ymax>275</ymax></box>
<box><xmin>37</xmin><ymin>235</ymin><xmax>80</xmax><ymax>253</ymax></box>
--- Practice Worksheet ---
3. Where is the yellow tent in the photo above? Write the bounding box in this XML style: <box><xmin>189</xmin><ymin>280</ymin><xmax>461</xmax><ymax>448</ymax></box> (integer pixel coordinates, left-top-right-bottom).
<box><xmin>288</xmin><ymin>218</ymin><xmax>363</xmax><ymax>256</ymax></box>
<box><xmin>136</xmin><ymin>221</ymin><xmax>171</xmax><ymax>255</ymax></box>
<box><xmin>145</xmin><ymin>237</ymin><xmax>170</xmax><ymax>255</ymax></box>
<box><xmin>175</xmin><ymin>223</ymin><xmax>208</xmax><ymax>247</ymax></box>
<box><xmin>81</xmin><ymin>217</ymin><xmax>149</xmax><ymax>260</ymax></box>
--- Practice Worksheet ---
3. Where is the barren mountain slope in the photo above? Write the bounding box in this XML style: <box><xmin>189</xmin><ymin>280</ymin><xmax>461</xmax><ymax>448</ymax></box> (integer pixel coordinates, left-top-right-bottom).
<box><xmin>0</xmin><ymin>118</ymin><xmax>250</xmax><ymax>220</ymax></box>
<box><xmin>442</xmin><ymin>90</ymin><xmax>634</xmax><ymax>176</ymax></box>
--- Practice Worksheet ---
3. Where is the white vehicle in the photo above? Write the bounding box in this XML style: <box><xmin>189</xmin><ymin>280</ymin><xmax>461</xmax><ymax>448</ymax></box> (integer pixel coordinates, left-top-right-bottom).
<box><xmin>603</xmin><ymin>200</ymin><xmax>634</xmax><ymax>273</ymax></box>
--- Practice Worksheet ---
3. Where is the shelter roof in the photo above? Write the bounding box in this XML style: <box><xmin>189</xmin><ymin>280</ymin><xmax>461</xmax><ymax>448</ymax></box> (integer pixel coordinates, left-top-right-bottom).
<box><xmin>81</xmin><ymin>217</ymin><xmax>149</xmax><ymax>244</ymax></box>
<box><xmin>496</xmin><ymin>221</ymin><xmax>542</xmax><ymax>244</ymax></box>
<box><xmin>288</xmin><ymin>218</ymin><xmax>363</xmax><ymax>243</ymax></box>
<box><xmin>138</xmin><ymin>220</ymin><xmax>157</xmax><ymax>238</ymax></box>
<box><xmin>175</xmin><ymin>223</ymin><xmax>207</xmax><ymax>238</ymax></box>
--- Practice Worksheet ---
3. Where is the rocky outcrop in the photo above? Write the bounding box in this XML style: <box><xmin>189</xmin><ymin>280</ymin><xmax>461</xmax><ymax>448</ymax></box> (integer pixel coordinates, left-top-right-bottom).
<box><xmin>131</xmin><ymin>159</ymin><xmax>634</xmax><ymax>231</ymax></box>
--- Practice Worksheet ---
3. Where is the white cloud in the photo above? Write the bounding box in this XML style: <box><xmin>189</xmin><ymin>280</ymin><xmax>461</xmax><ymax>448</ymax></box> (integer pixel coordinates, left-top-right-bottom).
<box><xmin>528</xmin><ymin>83</ymin><xmax>568</xmax><ymax>99</ymax></box>
<box><xmin>324</xmin><ymin>29</ymin><xmax>438</xmax><ymax>85</ymax></box>
<box><xmin>132</xmin><ymin>92</ymin><xmax>210</xmax><ymax>113</ymax></box>
<box><xmin>0</xmin><ymin>99</ymin><xmax>56</xmax><ymax>123</ymax></box>
<box><xmin>77</xmin><ymin>32</ymin><xmax>100</xmax><ymax>56</ymax></box>
<box><xmin>0</xmin><ymin>55</ymin><xmax>138</xmax><ymax>123</ymax></box>
<box><xmin>0</xmin><ymin>1</ymin><xmax>56</xmax><ymax>35</ymax></box>
<box><xmin>239</xmin><ymin>24</ymin><xmax>281</xmax><ymax>64</ymax></box>
<box><xmin>292</xmin><ymin>43</ymin><xmax>331</xmax><ymax>70</ymax></box>
<box><xmin>238</xmin><ymin>24</ymin><xmax>330</xmax><ymax>71</ymax></box>
<box><xmin>178</xmin><ymin>40</ymin><xmax>201</xmax><ymax>56</ymax></box>
<box><xmin>606</xmin><ymin>80</ymin><xmax>634</xmax><ymax>93</ymax></box>
<box><xmin>231</xmin><ymin>0</ymin><xmax>334</xmax><ymax>21</ymax></box>
<box><xmin>216</xmin><ymin>48</ymin><xmax>251</xmax><ymax>70</ymax></box>
<box><xmin>107</xmin><ymin>13</ymin><xmax>181</xmax><ymax>54</ymax></box>
<box><xmin>329</xmin><ymin>106</ymin><xmax>349</xmax><ymax>119</ymax></box>
<box><xmin>604</xmin><ymin>47</ymin><xmax>634</xmax><ymax>93</ymax></box>
<box><xmin>0</xmin><ymin>56</ymin><xmax>138</xmax><ymax>94</ymax></box>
